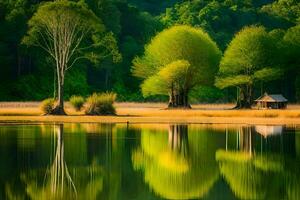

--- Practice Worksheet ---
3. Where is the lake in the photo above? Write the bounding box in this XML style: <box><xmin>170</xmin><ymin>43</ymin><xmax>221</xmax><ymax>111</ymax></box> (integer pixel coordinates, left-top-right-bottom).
<box><xmin>0</xmin><ymin>123</ymin><xmax>299</xmax><ymax>200</ymax></box>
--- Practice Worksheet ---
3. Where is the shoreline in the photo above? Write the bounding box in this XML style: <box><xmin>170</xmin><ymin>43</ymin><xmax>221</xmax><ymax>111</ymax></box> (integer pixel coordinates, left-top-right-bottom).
<box><xmin>0</xmin><ymin>116</ymin><xmax>300</xmax><ymax>126</ymax></box>
<box><xmin>0</xmin><ymin>102</ymin><xmax>299</xmax><ymax>125</ymax></box>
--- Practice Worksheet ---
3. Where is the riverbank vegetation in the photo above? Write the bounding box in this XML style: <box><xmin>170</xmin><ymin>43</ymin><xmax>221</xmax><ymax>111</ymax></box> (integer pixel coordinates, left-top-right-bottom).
<box><xmin>0</xmin><ymin>103</ymin><xmax>300</xmax><ymax>125</ymax></box>
<box><xmin>0</xmin><ymin>0</ymin><xmax>299</xmax><ymax>115</ymax></box>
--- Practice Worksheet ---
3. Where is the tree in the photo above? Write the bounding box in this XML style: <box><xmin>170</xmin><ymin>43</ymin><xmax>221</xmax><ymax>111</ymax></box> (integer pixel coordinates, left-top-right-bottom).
<box><xmin>23</xmin><ymin>1</ymin><xmax>120</xmax><ymax>115</ymax></box>
<box><xmin>159</xmin><ymin>0</ymin><xmax>291</xmax><ymax>51</ymax></box>
<box><xmin>132</xmin><ymin>25</ymin><xmax>221</xmax><ymax>108</ymax></box>
<box><xmin>283</xmin><ymin>25</ymin><xmax>300</xmax><ymax>101</ymax></box>
<box><xmin>215</xmin><ymin>26</ymin><xmax>282</xmax><ymax>109</ymax></box>
<box><xmin>141</xmin><ymin>60</ymin><xmax>191</xmax><ymax>107</ymax></box>
<box><xmin>261</xmin><ymin>0</ymin><xmax>300</xmax><ymax>25</ymax></box>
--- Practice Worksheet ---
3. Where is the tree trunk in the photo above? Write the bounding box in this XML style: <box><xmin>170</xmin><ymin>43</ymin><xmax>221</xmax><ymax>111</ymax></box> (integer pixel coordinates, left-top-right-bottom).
<box><xmin>168</xmin><ymin>90</ymin><xmax>191</xmax><ymax>109</ymax></box>
<box><xmin>234</xmin><ymin>85</ymin><xmax>252</xmax><ymax>109</ymax></box>
<box><xmin>51</xmin><ymin>73</ymin><xmax>66</xmax><ymax>115</ymax></box>
<box><xmin>168</xmin><ymin>85</ymin><xmax>176</xmax><ymax>108</ymax></box>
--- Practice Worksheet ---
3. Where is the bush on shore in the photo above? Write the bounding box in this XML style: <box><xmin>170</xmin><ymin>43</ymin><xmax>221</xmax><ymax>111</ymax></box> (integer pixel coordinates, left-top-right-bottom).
<box><xmin>85</xmin><ymin>92</ymin><xmax>117</xmax><ymax>115</ymax></box>
<box><xmin>69</xmin><ymin>95</ymin><xmax>85</xmax><ymax>111</ymax></box>
<box><xmin>40</xmin><ymin>98</ymin><xmax>55</xmax><ymax>115</ymax></box>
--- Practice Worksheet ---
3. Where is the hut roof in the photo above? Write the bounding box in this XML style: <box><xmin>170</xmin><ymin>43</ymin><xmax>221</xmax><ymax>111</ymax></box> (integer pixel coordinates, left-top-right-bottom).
<box><xmin>255</xmin><ymin>93</ymin><xmax>288</xmax><ymax>102</ymax></box>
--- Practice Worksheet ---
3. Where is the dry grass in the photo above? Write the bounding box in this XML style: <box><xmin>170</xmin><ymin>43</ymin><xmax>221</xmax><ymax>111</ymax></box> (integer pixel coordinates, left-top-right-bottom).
<box><xmin>0</xmin><ymin>102</ymin><xmax>299</xmax><ymax>125</ymax></box>
<box><xmin>116</xmin><ymin>103</ymin><xmax>300</xmax><ymax>118</ymax></box>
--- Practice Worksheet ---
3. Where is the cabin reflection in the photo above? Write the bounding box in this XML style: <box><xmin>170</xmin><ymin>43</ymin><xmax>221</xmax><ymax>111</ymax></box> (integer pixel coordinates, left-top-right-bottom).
<box><xmin>224</xmin><ymin>125</ymin><xmax>296</xmax><ymax>156</ymax></box>
<box><xmin>255</xmin><ymin>125</ymin><xmax>283</xmax><ymax>138</ymax></box>
<box><xmin>218</xmin><ymin>125</ymin><xmax>299</xmax><ymax>200</ymax></box>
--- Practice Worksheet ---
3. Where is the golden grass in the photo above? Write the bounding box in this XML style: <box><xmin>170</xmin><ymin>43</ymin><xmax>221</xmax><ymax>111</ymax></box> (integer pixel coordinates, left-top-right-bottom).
<box><xmin>0</xmin><ymin>102</ymin><xmax>299</xmax><ymax>125</ymax></box>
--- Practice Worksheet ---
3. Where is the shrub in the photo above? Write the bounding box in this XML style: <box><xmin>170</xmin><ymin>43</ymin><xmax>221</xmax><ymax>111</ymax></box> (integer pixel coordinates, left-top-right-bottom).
<box><xmin>40</xmin><ymin>98</ymin><xmax>55</xmax><ymax>115</ymax></box>
<box><xmin>85</xmin><ymin>92</ymin><xmax>117</xmax><ymax>115</ymax></box>
<box><xmin>69</xmin><ymin>95</ymin><xmax>85</xmax><ymax>111</ymax></box>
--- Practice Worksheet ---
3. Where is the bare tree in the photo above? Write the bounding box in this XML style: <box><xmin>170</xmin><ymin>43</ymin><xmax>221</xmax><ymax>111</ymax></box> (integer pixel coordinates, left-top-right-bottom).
<box><xmin>23</xmin><ymin>1</ymin><xmax>120</xmax><ymax>114</ymax></box>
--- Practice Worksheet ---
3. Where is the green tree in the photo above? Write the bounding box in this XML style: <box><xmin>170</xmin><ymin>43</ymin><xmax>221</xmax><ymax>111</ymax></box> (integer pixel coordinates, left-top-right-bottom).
<box><xmin>261</xmin><ymin>0</ymin><xmax>300</xmax><ymax>24</ymax></box>
<box><xmin>141</xmin><ymin>60</ymin><xmax>191</xmax><ymax>107</ymax></box>
<box><xmin>215</xmin><ymin>26</ymin><xmax>282</xmax><ymax>109</ymax></box>
<box><xmin>23</xmin><ymin>1</ymin><xmax>119</xmax><ymax>115</ymax></box>
<box><xmin>160</xmin><ymin>0</ymin><xmax>290</xmax><ymax>51</ymax></box>
<box><xmin>132</xmin><ymin>25</ymin><xmax>221</xmax><ymax>108</ymax></box>
<box><xmin>283</xmin><ymin>25</ymin><xmax>300</xmax><ymax>101</ymax></box>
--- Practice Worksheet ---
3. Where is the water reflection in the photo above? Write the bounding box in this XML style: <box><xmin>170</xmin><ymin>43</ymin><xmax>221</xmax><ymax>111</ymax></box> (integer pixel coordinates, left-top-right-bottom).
<box><xmin>132</xmin><ymin>124</ymin><xmax>219</xmax><ymax>199</ymax></box>
<box><xmin>217</xmin><ymin>126</ymin><xmax>284</xmax><ymax>199</ymax></box>
<box><xmin>0</xmin><ymin>123</ymin><xmax>299</xmax><ymax>199</ymax></box>
<box><xmin>19</xmin><ymin>124</ymin><xmax>103</xmax><ymax>200</ymax></box>
<box><xmin>255</xmin><ymin>125</ymin><xmax>283</xmax><ymax>138</ymax></box>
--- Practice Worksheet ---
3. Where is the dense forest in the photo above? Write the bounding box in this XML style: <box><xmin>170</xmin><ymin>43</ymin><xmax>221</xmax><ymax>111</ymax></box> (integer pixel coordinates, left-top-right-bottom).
<box><xmin>0</xmin><ymin>0</ymin><xmax>299</xmax><ymax>103</ymax></box>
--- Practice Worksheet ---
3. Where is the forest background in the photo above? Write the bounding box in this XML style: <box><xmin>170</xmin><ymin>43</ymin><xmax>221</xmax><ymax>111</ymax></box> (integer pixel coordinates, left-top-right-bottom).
<box><xmin>0</xmin><ymin>0</ymin><xmax>299</xmax><ymax>103</ymax></box>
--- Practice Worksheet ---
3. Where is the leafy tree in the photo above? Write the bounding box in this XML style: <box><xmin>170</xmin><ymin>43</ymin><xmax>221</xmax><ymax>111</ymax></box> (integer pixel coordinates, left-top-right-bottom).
<box><xmin>128</xmin><ymin>0</ymin><xmax>181</xmax><ymax>14</ymax></box>
<box><xmin>132</xmin><ymin>25</ymin><xmax>221</xmax><ymax>108</ymax></box>
<box><xmin>23</xmin><ymin>1</ymin><xmax>120</xmax><ymax>114</ymax></box>
<box><xmin>141</xmin><ymin>60</ymin><xmax>191</xmax><ymax>106</ymax></box>
<box><xmin>261</xmin><ymin>0</ymin><xmax>300</xmax><ymax>24</ymax></box>
<box><xmin>215</xmin><ymin>26</ymin><xmax>282</xmax><ymax>109</ymax></box>
<box><xmin>160</xmin><ymin>0</ymin><xmax>290</xmax><ymax>50</ymax></box>
<box><xmin>283</xmin><ymin>25</ymin><xmax>300</xmax><ymax>100</ymax></box>
<box><xmin>0</xmin><ymin>0</ymin><xmax>299</xmax><ymax>102</ymax></box>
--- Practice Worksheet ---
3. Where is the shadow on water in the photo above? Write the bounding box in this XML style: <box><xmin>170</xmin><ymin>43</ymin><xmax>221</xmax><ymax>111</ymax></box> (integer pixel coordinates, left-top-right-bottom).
<box><xmin>0</xmin><ymin>123</ymin><xmax>300</xmax><ymax>199</ymax></box>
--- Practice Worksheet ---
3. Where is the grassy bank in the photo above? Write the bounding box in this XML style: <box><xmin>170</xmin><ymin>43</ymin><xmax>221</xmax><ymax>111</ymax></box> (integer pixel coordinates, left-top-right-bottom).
<box><xmin>0</xmin><ymin>102</ymin><xmax>299</xmax><ymax>125</ymax></box>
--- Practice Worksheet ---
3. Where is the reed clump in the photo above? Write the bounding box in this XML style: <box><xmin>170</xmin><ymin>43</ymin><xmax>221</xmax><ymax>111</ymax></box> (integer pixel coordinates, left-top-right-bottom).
<box><xmin>85</xmin><ymin>92</ymin><xmax>116</xmax><ymax>115</ymax></box>
<box><xmin>40</xmin><ymin>98</ymin><xmax>55</xmax><ymax>115</ymax></box>
<box><xmin>69</xmin><ymin>95</ymin><xmax>85</xmax><ymax>111</ymax></box>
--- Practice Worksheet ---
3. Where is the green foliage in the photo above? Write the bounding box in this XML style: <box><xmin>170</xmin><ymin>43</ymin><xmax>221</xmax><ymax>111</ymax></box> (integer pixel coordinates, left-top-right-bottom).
<box><xmin>22</xmin><ymin>1</ymin><xmax>104</xmax><ymax>47</ymax></box>
<box><xmin>160</xmin><ymin>0</ymin><xmax>291</xmax><ymax>50</ymax></box>
<box><xmin>85</xmin><ymin>92</ymin><xmax>116</xmax><ymax>115</ymax></box>
<box><xmin>189</xmin><ymin>86</ymin><xmax>225</xmax><ymax>103</ymax></box>
<box><xmin>283</xmin><ymin>25</ymin><xmax>300</xmax><ymax>69</ymax></box>
<box><xmin>216</xmin><ymin>26</ymin><xmax>282</xmax><ymax>88</ymax></box>
<box><xmin>261</xmin><ymin>0</ymin><xmax>300</xmax><ymax>24</ymax></box>
<box><xmin>296</xmin><ymin>75</ymin><xmax>300</xmax><ymax>101</ymax></box>
<box><xmin>141</xmin><ymin>60</ymin><xmax>191</xmax><ymax>97</ymax></box>
<box><xmin>0</xmin><ymin>0</ymin><xmax>299</xmax><ymax>103</ymax></box>
<box><xmin>133</xmin><ymin>25</ymin><xmax>221</xmax><ymax>102</ymax></box>
<box><xmin>40</xmin><ymin>98</ymin><xmax>55</xmax><ymax>115</ymax></box>
<box><xmin>215</xmin><ymin>26</ymin><xmax>284</xmax><ymax>107</ymax></box>
<box><xmin>69</xmin><ymin>96</ymin><xmax>85</xmax><ymax>111</ymax></box>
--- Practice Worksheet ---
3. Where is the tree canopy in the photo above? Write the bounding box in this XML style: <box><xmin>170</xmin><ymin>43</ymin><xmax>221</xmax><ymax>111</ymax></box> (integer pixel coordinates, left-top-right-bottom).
<box><xmin>0</xmin><ymin>0</ymin><xmax>299</xmax><ymax>104</ymax></box>
<box><xmin>215</xmin><ymin>26</ymin><xmax>282</xmax><ymax>108</ymax></box>
<box><xmin>23</xmin><ymin>0</ymin><xmax>120</xmax><ymax>114</ymax></box>
<box><xmin>133</xmin><ymin>25</ymin><xmax>221</xmax><ymax>107</ymax></box>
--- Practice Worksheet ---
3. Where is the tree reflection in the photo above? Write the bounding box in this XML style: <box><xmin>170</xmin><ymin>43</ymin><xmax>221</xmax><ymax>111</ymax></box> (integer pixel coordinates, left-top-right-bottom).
<box><xmin>217</xmin><ymin>126</ymin><xmax>285</xmax><ymax>200</ymax></box>
<box><xmin>1</xmin><ymin>123</ymin><xmax>300</xmax><ymax>199</ymax></box>
<box><xmin>132</xmin><ymin>124</ymin><xmax>219</xmax><ymax>199</ymax></box>
<box><xmin>49</xmin><ymin>124</ymin><xmax>76</xmax><ymax>197</ymax></box>
<box><xmin>20</xmin><ymin>124</ymin><xmax>104</xmax><ymax>200</ymax></box>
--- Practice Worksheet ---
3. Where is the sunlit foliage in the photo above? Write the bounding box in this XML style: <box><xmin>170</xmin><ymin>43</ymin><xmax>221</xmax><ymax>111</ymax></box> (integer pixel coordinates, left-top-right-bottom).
<box><xmin>215</xmin><ymin>26</ymin><xmax>282</xmax><ymax>108</ymax></box>
<box><xmin>133</xmin><ymin>25</ymin><xmax>221</xmax><ymax>107</ymax></box>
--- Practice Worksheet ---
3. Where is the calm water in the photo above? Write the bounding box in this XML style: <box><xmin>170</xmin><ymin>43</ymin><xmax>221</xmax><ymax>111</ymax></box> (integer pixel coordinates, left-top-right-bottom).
<box><xmin>0</xmin><ymin>123</ymin><xmax>300</xmax><ymax>200</ymax></box>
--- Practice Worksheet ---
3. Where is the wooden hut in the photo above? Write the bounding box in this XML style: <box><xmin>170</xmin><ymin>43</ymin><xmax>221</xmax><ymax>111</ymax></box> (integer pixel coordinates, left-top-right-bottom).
<box><xmin>255</xmin><ymin>93</ymin><xmax>288</xmax><ymax>109</ymax></box>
